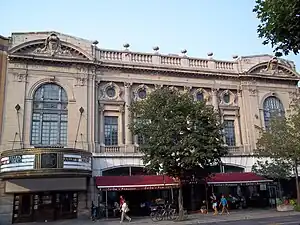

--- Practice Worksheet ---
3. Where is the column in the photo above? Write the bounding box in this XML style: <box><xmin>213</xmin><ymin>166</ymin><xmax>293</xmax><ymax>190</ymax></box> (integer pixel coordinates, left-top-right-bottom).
<box><xmin>124</xmin><ymin>82</ymin><xmax>133</xmax><ymax>145</ymax></box>
<box><xmin>234</xmin><ymin>113</ymin><xmax>242</xmax><ymax>146</ymax></box>
<box><xmin>88</xmin><ymin>74</ymin><xmax>95</xmax><ymax>152</ymax></box>
<box><xmin>99</xmin><ymin>104</ymin><xmax>105</xmax><ymax>148</ymax></box>
<box><xmin>211</xmin><ymin>88</ymin><xmax>219</xmax><ymax>111</ymax></box>
<box><xmin>119</xmin><ymin>105</ymin><xmax>124</xmax><ymax>145</ymax></box>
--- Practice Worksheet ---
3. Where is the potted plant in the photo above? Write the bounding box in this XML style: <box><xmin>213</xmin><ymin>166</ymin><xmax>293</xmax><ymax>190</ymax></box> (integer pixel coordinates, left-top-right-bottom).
<box><xmin>276</xmin><ymin>198</ymin><xmax>294</xmax><ymax>212</ymax></box>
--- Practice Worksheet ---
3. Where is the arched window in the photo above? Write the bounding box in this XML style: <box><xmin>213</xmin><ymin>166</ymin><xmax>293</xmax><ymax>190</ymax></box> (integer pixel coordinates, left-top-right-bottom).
<box><xmin>31</xmin><ymin>84</ymin><xmax>68</xmax><ymax>146</ymax></box>
<box><xmin>263</xmin><ymin>96</ymin><xmax>285</xmax><ymax>129</ymax></box>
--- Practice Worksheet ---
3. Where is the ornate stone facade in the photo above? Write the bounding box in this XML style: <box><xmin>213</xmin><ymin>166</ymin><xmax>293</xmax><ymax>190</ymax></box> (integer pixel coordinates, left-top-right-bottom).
<box><xmin>0</xmin><ymin>32</ymin><xmax>299</xmax><ymax>222</ymax></box>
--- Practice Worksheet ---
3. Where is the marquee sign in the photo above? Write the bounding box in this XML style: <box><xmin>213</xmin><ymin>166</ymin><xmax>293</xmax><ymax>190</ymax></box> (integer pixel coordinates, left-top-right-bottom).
<box><xmin>63</xmin><ymin>154</ymin><xmax>91</xmax><ymax>171</ymax></box>
<box><xmin>0</xmin><ymin>155</ymin><xmax>35</xmax><ymax>173</ymax></box>
<box><xmin>0</xmin><ymin>149</ymin><xmax>92</xmax><ymax>176</ymax></box>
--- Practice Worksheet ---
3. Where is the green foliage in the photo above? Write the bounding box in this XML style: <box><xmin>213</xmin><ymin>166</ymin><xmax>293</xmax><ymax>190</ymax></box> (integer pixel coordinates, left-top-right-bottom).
<box><xmin>129</xmin><ymin>88</ymin><xmax>227</xmax><ymax>178</ymax></box>
<box><xmin>252</xmin><ymin>159</ymin><xmax>292</xmax><ymax>180</ymax></box>
<box><xmin>290</xmin><ymin>199</ymin><xmax>297</xmax><ymax>207</ymax></box>
<box><xmin>253</xmin><ymin>0</ymin><xmax>300</xmax><ymax>56</ymax></box>
<box><xmin>294</xmin><ymin>204</ymin><xmax>300</xmax><ymax>211</ymax></box>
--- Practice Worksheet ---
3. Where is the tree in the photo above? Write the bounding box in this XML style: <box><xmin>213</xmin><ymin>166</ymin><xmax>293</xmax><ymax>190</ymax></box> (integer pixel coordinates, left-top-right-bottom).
<box><xmin>256</xmin><ymin>95</ymin><xmax>300</xmax><ymax>205</ymax></box>
<box><xmin>253</xmin><ymin>0</ymin><xmax>300</xmax><ymax>56</ymax></box>
<box><xmin>252</xmin><ymin>159</ymin><xmax>292</xmax><ymax>198</ymax></box>
<box><xmin>129</xmin><ymin>87</ymin><xmax>227</xmax><ymax>220</ymax></box>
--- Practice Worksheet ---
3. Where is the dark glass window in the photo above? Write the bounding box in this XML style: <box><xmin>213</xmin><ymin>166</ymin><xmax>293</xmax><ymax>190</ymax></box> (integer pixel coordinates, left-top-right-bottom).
<box><xmin>31</xmin><ymin>84</ymin><xmax>68</xmax><ymax>146</ymax></box>
<box><xmin>138</xmin><ymin>89</ymin><xmax>147</xmax><ymax>99</ymax></box>
<box><xmin>104</xmin><ymin>116</ymin><xmax>118</xmax><ymax>145</ymax></box>
<box><xmin>263</xmin><ymin>96</ymin><xmax>285</xmax><ymax>130</ymax></box>
<box><xmin>196</xmin><ymin>92</ymin><xmax>204</xmax><ymax>101</ymax></box>
<box><xmin>106</xmin><ymin>87</ymin><xmax>116</xmax><ymax>98</ymax></box>
<box><xmin>223</xmin><ymin>93</ymin><xmax>230</xmax><ymax>103</ymax></box>
<box><xmin>224</xmin><ymin>120</ymin><xmax>236</xmax><ymax>146</ymax></box>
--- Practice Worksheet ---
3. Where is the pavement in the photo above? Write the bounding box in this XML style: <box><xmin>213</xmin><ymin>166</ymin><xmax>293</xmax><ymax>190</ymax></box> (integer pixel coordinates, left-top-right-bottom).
<box><xmin>21</xmin><ymin>209</ymin><xmax>300</xmax><ymax>225</ymax></box>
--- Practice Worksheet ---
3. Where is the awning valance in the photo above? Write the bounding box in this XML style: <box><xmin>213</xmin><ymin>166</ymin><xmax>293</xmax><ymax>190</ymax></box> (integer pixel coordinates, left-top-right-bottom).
<box><xmin>206</xmin><ymin>172</ymin><xmax>273</xmax><ymax>186</ymax></box>
<box><xmin>96</xmin><ymin>175</ymin><xmax>179</xmax><ymax>191</ymax></box>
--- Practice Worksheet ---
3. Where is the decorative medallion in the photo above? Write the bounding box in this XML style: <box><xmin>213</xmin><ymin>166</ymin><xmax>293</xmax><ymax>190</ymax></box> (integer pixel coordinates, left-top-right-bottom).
<box><xmin>219</xmin><ymin>90</ymin><xmax>236</xmax><ymax>105</ymax></box>
<box><xmin>34</xmin><ymin>33</ymin><xmax>71</xmax><ymax>57</ymax></box>
<box><xmin>100</xmin><ymin>82</ymin><xmax>120</xmax><ymax>100</ymax></box>
<box><xmin>134</xmin><ymin>84</ymin><xmax>150</xmax><ymax>101</ymax></box>
<box><xmin>193</xmin><ymin>88</ymin><xmax>210</xmax><ymax>102</ymax></box>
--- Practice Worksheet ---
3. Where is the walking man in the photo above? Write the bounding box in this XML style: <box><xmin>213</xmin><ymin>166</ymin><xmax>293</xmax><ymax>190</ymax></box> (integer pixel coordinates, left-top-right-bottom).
<box><xmin>219</xmin><ymin>195</ymin><xmax>229</xmax><ymax>215</ymax></box>
<box><xmin>120</xmin><ymin>199</ymin><xmax>132</xmax><ymax>223</ymax></box>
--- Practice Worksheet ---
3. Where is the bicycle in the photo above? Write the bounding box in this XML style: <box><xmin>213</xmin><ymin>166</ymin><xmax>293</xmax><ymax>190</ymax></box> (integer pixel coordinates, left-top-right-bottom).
<box><xmin>150</xmin><ymin>205</ymin><xmax>164</xmax><ymax>222</ymax></box>
<box><xmin>156</xmin><ymin>204</ymin><xmax>177</xmax><ymax>221</ymax></box>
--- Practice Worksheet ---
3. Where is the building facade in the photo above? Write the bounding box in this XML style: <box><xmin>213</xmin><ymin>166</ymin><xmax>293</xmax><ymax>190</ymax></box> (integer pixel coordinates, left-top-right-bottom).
<box><xmin>0</xmin><ymin>35</ymin><xmax>9</xmax><ymax>140</ymax></box>
<box><xmin>0</xmin><ymin>31</ymin><xmax>299</xmax><ymax>223</ymax></box>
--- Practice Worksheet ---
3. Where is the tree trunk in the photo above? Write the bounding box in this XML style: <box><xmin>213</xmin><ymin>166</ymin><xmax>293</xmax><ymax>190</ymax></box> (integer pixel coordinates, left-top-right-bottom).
<box><xmin>278</xmin><ymin>179</ymin><xmax>282</xmax><ymax>199</ymax></box>
<box><xmin>177</xmin><ymin>182</ymin><xmax>184</xmax><ymax>221</ymax></box>
<box><xmin>295</xmin><ymin>161</ymin><xmax>300</xmax><ymax>205</ymax></box>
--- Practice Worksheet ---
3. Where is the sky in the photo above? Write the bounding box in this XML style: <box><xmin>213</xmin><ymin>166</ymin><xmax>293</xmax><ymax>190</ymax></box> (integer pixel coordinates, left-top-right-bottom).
<box><xmin>1</xmin><ymin>0</ymin><xmax>299</xmax><ymax>68</ymax></box>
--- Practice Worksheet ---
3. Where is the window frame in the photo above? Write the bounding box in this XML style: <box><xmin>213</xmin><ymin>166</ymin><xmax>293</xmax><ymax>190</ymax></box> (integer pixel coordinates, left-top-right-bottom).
<box><xmin>223</xmin><ymin>119</ymin><xmax>236</xmax><ymax>146</ymax></box>
<box><xmin>104</xmin><ymin>116</ymin><xmax>119</xmax><ymax>146</ymax></box>
<box><xmin>30</xmin><ymin>83</ymin><xmax>68</xmax><ymax>147</ymax></box>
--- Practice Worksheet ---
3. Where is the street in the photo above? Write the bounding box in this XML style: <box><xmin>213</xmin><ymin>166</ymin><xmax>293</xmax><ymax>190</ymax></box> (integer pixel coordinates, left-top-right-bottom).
<box><xmin>202</xmin><ymin>215</ymin><xmax>300</xmax><ymax>225</ymax></box>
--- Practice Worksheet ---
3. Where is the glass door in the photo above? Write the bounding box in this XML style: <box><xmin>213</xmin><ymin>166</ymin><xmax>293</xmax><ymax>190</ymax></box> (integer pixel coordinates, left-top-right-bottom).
<box><xmin>12</xmin><ymin>194</ymin><xmax>34</xmax><ymax>223</ymax></box>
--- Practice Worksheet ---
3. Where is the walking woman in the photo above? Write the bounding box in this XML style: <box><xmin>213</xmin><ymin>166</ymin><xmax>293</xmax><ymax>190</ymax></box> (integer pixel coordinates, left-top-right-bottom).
<box><xmin>120</xmin><ymin>199</ymin><xmax>132</xmax><ymax>223</ymax></box>
<box><xmin>210</xmin><ymin>193</ymin><xmax>218</xmax><ymax>215</ymax></box>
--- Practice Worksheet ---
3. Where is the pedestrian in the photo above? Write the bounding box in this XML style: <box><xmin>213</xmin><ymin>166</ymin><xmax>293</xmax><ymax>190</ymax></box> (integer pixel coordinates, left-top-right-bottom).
<box><xmin>219</xmin><ymin>195</ymin><xmax>229</xmax><ymax>215</ymax></box>
<box><xmin>200</xmin><ymin>200</ymin><xmax>208</xmax><ymax>214</ymax></box>
<box><xmin>120</xmin><ymin>199</ymin><xmax>132</xmax><ymax>223</ymax></box>
<box><xmin>210</xmin><ymin>193</ymin><xmax>218</xmax><ymax>215</ymax></box>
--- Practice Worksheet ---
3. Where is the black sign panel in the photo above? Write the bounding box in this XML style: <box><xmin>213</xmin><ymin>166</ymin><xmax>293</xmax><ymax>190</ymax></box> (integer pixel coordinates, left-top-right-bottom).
<box><xmin>41</xmin><ymin>153</ymin><xmax>58</xmax><ymax>168</ymax></box>
<box><xmin>9</xmin><ymin>155</ymin><xmax>22</xmax><ymax>164</ymax></box>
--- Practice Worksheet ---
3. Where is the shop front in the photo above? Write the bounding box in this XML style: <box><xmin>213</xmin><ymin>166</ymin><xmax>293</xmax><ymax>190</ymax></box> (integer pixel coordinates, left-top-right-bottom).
<box><xmin>95</xmin><ymin>175</ymin><xmax>179</xmax><ymax>218</ymax></box>
<box><xmin>0</xmin><ymin>148</ymin><xmax>92</xmax><ymax>224</ymax></box>
<box><xmin>206</xmin><ymin>172</ymin><xmax>274</xmax><ymax>209</ymax></box>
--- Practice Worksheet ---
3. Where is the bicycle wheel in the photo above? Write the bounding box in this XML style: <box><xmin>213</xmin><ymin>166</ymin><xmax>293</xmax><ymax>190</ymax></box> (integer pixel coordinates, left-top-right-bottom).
<box><xmin>156</xmin><ymin>210</ymin><xmax>164</xmax><ymax>221</ymax></box>
<box><xmin>150</xmin><ymin>212</ymin><xmax>158</xmax><ymax>222</ymax></box>
<box><xmin>169</xmin><ymin>209</ymin><xmax>177</xmax><ymax>220</ymax></box>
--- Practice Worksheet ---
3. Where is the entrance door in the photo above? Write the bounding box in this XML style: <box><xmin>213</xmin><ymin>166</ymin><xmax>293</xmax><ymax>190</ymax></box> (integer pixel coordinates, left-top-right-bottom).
<box><xmin>35</xmin><ymin>193</ymin><xmax>55</xmax><ymax>222</ymax></box>
<box><xmin>12</xmin><ymin>194</ymin><xmax>34</xmax><ymax>223</ymax></box>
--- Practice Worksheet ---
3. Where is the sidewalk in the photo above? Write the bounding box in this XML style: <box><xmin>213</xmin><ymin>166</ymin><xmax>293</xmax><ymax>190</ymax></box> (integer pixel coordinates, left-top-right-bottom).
<box><xmin>22</xmin><ymin>209</ymin><xmax>300</xmax><ymax>225</ymax></box>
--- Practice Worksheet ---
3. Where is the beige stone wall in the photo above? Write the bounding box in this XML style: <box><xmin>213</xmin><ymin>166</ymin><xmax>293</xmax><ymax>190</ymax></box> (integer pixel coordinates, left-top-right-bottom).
<box><xmin>1</xmin><ymin>62</ymin><xmax>90</xmax><ymax>151</ymax></box>
<box><xmin>0</xmin><ymin>180</ymin><xmax>13</xmax><ymax>225</ymax></box>
<box><xmin>1</xmin><ymin>31</ymin><xmax>299</xmax><ymax>171</ymax></box>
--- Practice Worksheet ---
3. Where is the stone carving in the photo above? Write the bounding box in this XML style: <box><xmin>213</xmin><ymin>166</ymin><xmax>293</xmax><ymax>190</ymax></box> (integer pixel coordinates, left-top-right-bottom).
<box><xmin>219</xmin><ymin>89</ymin><xmax>237</xmax><ymax>105</ymax></box>
<box><xmin>154</xmin><ymin>84</ymin><xmax>163</xmax><ymax>90</ymax></box>
<box><xmin>134</xmin><ymin>84</ymin><xmax>149</xmax><ymax>101</ymax></box>
<box><xmin>99</xmin><ymin>82</ymin><xmax>121</xmax><ymax>100</ymax></box>
<box><xmin>249</xmin><ymin>88</ymin><xmax>257</xmax><ymax>96</ymax></box>
<box><xmin>119</xmin><ymin>105</ymin><xmax>125</xmax><ymax>113</ymax></box>
<box><xmin>34</xmin><ymin>33</ymin><xmax>71</xmax><ymax>57</ymax></box>
<box><xmin>265</xmin><ymin>57</ymin><xmax>279</xmax><ymax>73</ymax></box>
<box><xmin>13</xmin><ymin>73</ymin><xmax>27</xmax><ymax>82</ymax></box>
<box><xmin>183</xmin><ymin>86</ymin><xmax>192</xmax><ymax>93</ymax></box>
<box><xmin>124</xmin><ymin>82</ymin><xmax>132</xmax><ymax>88</ymax></box>
<box><xmin>193</xmin><ymin>88</ymin><xmax>210</xmax><ymax>102</ymax></box>
<box><xmin>75</xmin><ymin>76</ymin><xmax>87</xmax><ymax>86</ymax></box>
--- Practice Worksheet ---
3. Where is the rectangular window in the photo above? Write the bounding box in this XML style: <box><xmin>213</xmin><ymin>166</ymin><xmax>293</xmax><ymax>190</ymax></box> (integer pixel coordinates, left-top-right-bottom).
<box><xmin>224</xmin><ymin>120</ymin><xmax>236</xmax><ymax>146</ymax></box>
<box><xmin>31</xmin><ymin>113</ymin><xmax>67</xmax><ymax>146</ymax></box>
<box><xmin>104</xmin><ymin>116</ymin><xmax>118</xmax><ymax>146</ymax></box>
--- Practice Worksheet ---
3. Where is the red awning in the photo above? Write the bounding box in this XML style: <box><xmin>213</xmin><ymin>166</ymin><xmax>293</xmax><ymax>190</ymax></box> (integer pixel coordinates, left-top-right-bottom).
<box><xmin>206</xmin><ymin>172</ymin><xmax>272</xmax><ymax>186</ymax></box>
<box><xmin>96</xmin><ymin>175</ymin><xmax>180</xmax><ymax>191</ymax></box>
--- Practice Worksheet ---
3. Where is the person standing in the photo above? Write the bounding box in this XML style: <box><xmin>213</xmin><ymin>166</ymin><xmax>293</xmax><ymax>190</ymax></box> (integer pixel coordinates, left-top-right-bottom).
<box><xmin>120</xmin><ymin>199</ymin><xmax>132</xmax><ymax>223</ymax></box>
<box><xmin>219</xmin><ymin>195</ymin><xmax>229</xmax><ymax>215</ymax></box>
